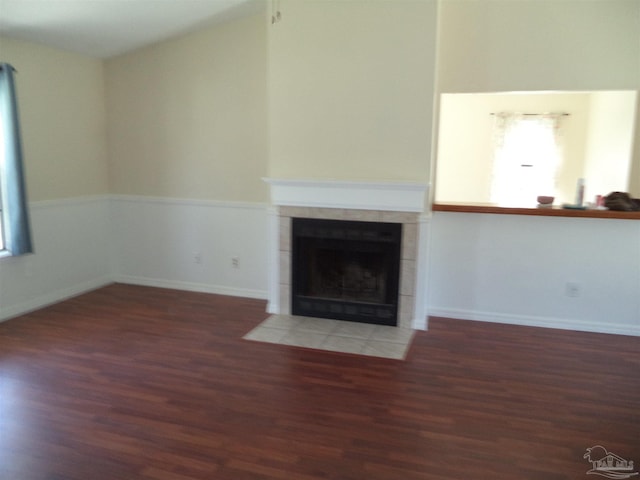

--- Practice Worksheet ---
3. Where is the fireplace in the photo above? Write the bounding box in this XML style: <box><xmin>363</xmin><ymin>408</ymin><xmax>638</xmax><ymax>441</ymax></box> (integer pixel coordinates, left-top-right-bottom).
<box><xmin>291</xmin><ymin>218</ymin><xmax>401</xmax><ymax>326</ymax></box>
<box><xmin>264</xmin><ymin>178</ymin><xmax>430</xmax><ymax>331</ymax></box>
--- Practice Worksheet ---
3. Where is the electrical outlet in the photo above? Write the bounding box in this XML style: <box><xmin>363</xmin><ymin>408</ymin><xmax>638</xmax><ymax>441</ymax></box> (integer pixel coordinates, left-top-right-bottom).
<box><xmin>232</xmin><ymin>257</ymin><xmax>239</xmax><ymax>268</ymax></box>
<box><xmin>565</xmin><ymin>282</ymin><xmax>581</xmax><ymax>297</ymax></box>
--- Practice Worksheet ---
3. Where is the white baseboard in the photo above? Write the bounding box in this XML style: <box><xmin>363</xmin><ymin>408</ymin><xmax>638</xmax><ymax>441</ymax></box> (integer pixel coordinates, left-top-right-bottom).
<box><xmin>412</xmin><ymin>315</ymin><xmax>428</xmax><ymax>331</ymax></box>
<box><xmin>0</xmin><ymin>276</ymin><xmax>113</xmax><ymax>323</ymax></box>
<box><xmin>428</xmin><ymin>307</ymin><xmax>640</xmax><ymax>337</ymax></box>
<box><xmin>266</xmin><ymin>301</ymin><xmax>279</xmax><ymax>314</ymax></box>
<box><xmin>114</xmin><ymin>275</ymin><xmax>268</xmax><ymax>301</ymax></box>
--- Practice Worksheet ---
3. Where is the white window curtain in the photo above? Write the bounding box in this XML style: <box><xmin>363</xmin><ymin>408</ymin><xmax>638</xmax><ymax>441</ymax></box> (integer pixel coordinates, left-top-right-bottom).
<box><xmin>490</xmin><ymin>112</ymin><xmax>564</xmax><ymax>206</ymax></box>
<box><xmin>0</xmin><ymin>63</ymin><xmax>33</xmax><ymax>256</ymax></box>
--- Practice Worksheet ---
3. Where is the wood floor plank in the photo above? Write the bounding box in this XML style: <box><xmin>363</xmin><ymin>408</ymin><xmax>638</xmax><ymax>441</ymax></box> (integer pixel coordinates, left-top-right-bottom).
<box><xmin>0</xmin><ymin>283</ymin><xmax>638</xmax><ymax>479</ymax></box>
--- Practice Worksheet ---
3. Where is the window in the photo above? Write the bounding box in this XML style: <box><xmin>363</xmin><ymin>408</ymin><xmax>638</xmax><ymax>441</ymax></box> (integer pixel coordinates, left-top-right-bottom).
<box><xmin>490</xmin><ymin>112</ymin><xmax>563</xmax><ymax>207</ymax></box>
<box><xmin>0</xmin><ymin>63</ymin><xmax>33</xmax><ymax>257</ymax></box>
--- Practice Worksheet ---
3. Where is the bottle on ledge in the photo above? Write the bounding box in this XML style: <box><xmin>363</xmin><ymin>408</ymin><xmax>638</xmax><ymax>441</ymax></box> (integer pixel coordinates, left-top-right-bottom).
<box><xmin>575</xmin><ymin>178</ymin><xmax>585</xmax><ymax>207</ymax></box>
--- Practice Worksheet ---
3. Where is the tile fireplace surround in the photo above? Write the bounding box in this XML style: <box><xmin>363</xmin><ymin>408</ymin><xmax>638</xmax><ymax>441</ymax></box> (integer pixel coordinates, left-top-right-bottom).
<box><xmin>264</xmin><ymin>179</ymin><xmax>430</xmax><ymax>332</ymax></box>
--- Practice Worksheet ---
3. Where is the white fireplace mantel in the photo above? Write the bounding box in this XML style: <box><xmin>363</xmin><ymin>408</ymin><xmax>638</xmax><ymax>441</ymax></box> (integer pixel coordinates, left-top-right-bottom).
<box><xmin>263</xmin><ymin>178</ymin><xmax>429</xmax><ymax>213</ymax></box>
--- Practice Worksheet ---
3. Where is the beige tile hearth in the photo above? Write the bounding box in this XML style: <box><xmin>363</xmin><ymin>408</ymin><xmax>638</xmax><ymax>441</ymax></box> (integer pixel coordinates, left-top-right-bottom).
<box><xmin>243</xmin><ymin>315</ymin><xmax>415</xmax><ymax>360</ymax></box>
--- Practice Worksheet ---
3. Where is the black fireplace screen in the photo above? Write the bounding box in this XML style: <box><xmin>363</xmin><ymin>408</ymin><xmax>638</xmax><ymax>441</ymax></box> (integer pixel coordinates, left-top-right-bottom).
<box><xmin>291</xmin><ymin>218</ymin><xmax>401</xmax><ymax>326</ymax></box>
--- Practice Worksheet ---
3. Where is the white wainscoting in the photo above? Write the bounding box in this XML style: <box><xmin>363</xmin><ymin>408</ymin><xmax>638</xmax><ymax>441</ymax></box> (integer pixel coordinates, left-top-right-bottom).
<box><xmin>0</xmin><ymin>196</ymin><xmax>113</xmax><ymax>321</ymax></box>
<box><xmin>1</xmin><ymin>195</ymin><xmax>270</xmax><ymax>323</ymax></box>
<box><xmin>3</xmin><ymin>196</ymin><xmax>638</xmax><ymax>338</ymax></box>
<box><xmin>428</xmin><ymin>212</ymin><xmax>640</xmax><ymax>336</ymax></box>
<box><xmin>110</xmin><ymin>195</ymin><xmax>269</xmax><ymax>300</ymax></box>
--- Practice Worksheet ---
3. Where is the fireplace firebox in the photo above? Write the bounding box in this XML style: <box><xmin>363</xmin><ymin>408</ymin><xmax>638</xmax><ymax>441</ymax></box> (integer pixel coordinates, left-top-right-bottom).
<box><xmin>291</xmin><ymin>218</ymin><xmax>401</xmax><ymax>326</ymax></box>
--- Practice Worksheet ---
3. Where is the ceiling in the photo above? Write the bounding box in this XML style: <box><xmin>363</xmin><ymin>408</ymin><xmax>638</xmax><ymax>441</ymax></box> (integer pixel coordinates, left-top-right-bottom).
<box><xmin>0</xmin><ymin>0</ymin><xmax>264</xmax><ymax>58</ymax></box>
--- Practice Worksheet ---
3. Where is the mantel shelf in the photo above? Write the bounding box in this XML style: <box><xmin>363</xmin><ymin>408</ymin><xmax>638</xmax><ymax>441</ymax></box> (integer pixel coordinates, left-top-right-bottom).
<box><xmin>263</xmin><ymin>178</ymin><xmax>429</xmax><ymax>213</ymax></box>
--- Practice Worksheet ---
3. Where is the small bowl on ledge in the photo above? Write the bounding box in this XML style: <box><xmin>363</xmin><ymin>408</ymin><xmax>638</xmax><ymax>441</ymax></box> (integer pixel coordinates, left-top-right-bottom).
<box><xmin>537</xmin><ymin>195</ymin><xmax>555</xmax><ymax>206</ymax></box>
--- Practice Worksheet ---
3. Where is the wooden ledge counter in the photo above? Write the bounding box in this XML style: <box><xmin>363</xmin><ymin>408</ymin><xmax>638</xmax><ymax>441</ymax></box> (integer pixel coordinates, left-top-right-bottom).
<box><xmin>433</xmin><ymin>202</ymin><xmax>640</xmax><ymax>220</ymax></box>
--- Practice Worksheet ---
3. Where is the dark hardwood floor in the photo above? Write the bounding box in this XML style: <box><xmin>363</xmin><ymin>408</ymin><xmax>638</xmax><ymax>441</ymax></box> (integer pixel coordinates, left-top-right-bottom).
<box><xmin>1</xmin><ymin>283</ymin><xmax>638</xmax><ymax>480</ymax></box>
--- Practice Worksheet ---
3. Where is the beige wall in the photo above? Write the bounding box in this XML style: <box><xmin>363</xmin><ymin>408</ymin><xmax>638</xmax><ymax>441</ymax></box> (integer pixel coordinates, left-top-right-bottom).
<box><xmin>268</xmin><ymin>0</ymin><xmax>437</xmax><ymax>183</ymax></box>
<box><xmin>437</xmin><ymin>0</ymin><xmax>640</xmax><ymax>93</ymax></box>
<box><xmin>0</xmin><ymin>36</ymin><xmax>108</xmax><ymax>201</ymax></box>
<box><xmin>2</xmin><ymin>1</ymin><xmax>638</xmax><ymax>203</ymax></box>
<box><xmin>105</xmin><ymin>13</ymin><xmax>268</xmax><ymax>202</ymax></box>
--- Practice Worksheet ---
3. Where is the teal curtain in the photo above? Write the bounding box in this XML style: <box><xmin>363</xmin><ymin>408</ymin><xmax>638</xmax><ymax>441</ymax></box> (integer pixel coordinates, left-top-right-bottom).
<box><xmin>0</xmin><ymin>63</ymin><xmax>33</xmax><ymax>256</ymax></box>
